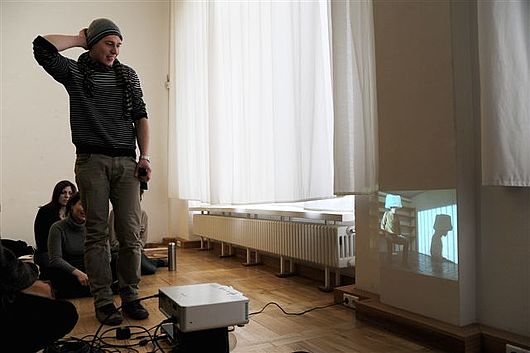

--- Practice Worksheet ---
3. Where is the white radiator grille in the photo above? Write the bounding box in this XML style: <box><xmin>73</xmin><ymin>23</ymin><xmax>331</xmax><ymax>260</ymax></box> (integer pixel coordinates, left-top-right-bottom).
<box><xmin>193</xmin><ymin>214</ymin><xmax>355</xmax><ymax>268</ymax></box>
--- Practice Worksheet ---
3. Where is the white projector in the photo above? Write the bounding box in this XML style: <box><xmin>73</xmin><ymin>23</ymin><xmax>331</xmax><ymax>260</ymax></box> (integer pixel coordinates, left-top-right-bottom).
<box><xmin>159</xmin><ymin>283</ymin><xmax>249</xmax><ymax>332</ymax></box>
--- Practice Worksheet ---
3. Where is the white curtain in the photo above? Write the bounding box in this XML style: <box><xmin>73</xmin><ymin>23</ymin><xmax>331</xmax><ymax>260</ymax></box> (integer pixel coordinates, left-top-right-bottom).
<box><xmin>479</xmin><ymin>1</ymin><xmax>530</xmax><ymax>186</ymax></box>
<box><xmin>331</xmin><ymin>0</ymin><xmax>378</xmax><ymax>195</ymax></box>
<box><xmin>169</xmin><ymin>0</ymin><xmax>379</xmax><ymax>204</ymax></box>
<box><xmin>169</xmin><ymin>1</ymin><xmax>334</xmax><ymax>204</ymax></box>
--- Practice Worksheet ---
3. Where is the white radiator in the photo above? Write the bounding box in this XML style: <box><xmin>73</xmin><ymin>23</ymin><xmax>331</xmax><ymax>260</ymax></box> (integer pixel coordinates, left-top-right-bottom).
<box><xmin>193</xmin><ymin>214</ymin><xmax>355</xmax><ymax>269</ymax></box>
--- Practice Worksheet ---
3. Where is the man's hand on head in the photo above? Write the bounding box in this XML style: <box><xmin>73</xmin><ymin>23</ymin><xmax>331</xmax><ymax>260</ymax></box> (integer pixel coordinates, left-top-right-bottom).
<box><xmin>79</xmin><ymin>28</ymin><xmax>88</xmax><ymax>49</ymax></box>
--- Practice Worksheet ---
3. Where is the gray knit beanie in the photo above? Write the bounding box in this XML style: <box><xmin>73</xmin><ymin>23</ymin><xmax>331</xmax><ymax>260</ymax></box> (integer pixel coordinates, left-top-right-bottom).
<box><xmin>86</xmin><ymin>18</ymin><xmax>122</xmax><ymax>49</ymax></box>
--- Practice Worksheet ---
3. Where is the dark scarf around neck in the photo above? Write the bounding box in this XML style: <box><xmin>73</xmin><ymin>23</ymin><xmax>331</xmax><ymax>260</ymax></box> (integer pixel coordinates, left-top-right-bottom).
<box><xmin>77</xmin><ymin>52</ymin><xmax>133</xmax><ymax>120</ymax></box>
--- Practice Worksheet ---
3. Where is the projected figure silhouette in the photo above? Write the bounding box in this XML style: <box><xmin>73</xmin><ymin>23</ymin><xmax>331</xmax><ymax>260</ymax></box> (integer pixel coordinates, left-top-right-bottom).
<box><xmin>430</xmin><ymin>214</ymin><xmax>453</xmax><ymax>262</ymax></box>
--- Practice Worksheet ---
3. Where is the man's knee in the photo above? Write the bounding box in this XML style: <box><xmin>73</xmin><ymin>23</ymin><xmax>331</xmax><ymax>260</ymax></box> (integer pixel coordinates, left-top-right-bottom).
<box><xmin>85</xmin><ymin>229</ymin><xmax>110</xmax><ymax>247</ymax></box>
<box><xmin>117</xmin><ymin>231</ymin><xmax>142</xmax><ymax>250</ymax></box>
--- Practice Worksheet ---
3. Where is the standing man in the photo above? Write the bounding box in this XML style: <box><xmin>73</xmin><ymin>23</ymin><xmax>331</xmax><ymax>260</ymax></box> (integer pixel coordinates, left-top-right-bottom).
<box><xmin>33</xmin><ymin>18</ymin><xmax>151</xmax><ymax>325</ymax></box>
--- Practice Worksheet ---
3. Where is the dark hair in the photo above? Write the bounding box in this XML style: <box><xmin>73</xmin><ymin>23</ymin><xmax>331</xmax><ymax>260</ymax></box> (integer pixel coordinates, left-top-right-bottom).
<box><xmin>65</xmin><ymin>192</ymin><xmax>82</xmax><ymax>217</ymax></box>
<box><xmin>49</xmin><ymin>180</ymin><xmax>77</xmax><ymax>209</ymax></box>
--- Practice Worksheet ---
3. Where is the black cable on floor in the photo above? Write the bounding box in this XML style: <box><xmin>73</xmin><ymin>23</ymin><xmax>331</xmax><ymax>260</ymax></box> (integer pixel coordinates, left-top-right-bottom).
<box><xmin>249</xmin><ymin>301</ymin><xmax>340</xmax><ymax>317</ymax></box>
<box><xmin>89</xmin><ymin>293</ymin><xmax>160</xmax><ymax>352</ymax></box>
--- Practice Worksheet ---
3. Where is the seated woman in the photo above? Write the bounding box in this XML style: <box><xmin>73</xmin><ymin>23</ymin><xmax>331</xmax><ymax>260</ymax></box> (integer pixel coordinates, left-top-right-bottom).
<box><xmin>34</xmin><ymin>180</ymin><xmax>76</xmax><ymax>271</ymax></box>
<box><xmin>47</xmin><ymin>192</ymin><xmax>91</xmax><ymax>299</ymax></box>
<box><xmin>0</xmin><ymin>238</ymin><xmax>78</xmax><ymax>351</ymax></box>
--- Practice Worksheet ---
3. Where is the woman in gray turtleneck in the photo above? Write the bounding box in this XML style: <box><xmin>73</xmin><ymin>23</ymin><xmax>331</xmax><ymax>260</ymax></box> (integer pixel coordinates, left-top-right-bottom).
<box><xmin>47</xmin><ymin>192</ymin><xmax>91</xmax><ymax>298</ymax></box>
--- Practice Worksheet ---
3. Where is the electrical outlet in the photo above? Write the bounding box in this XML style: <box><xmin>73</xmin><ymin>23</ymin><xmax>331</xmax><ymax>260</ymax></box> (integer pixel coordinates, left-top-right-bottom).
<box><xmin>507</xmin><ymin>343</ymin><xmax>530</xmax><ymax>353</ymax></box>
<box><xmin>342</xmin><ymin>293</ymin><xmax>359</xmax><ymax>309</ymax></box>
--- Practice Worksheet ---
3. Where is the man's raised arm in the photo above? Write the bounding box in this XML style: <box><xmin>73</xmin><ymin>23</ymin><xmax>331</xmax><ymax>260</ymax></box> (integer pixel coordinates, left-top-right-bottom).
<box><xmin>43</xmin><ymin>29</ymin><xmax>87</xmax><ymax>51</ymax></box>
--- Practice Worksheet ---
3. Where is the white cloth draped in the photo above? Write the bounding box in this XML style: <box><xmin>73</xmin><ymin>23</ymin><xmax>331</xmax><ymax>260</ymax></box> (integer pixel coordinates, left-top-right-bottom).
<box><xmin>479</xmin><ymin>1</ymin><xmax>530</xmax><ymax>186</ymax></box>
<box><xmin>331</xmin><ymin>0</ymin><xmax>378</xmax><ymax>195</ymax></box>
<box><xmin>169</xmin><ymin>0</ymin><xmax>378</xmax><ymax>204</ymax></box>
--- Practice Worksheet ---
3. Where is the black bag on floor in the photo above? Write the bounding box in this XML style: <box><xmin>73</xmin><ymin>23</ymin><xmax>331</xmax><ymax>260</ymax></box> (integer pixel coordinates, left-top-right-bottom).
<box><xmin>0</xmin><ymin>238</ymin><xmax>34</xmax><ymax>258</ymax></box>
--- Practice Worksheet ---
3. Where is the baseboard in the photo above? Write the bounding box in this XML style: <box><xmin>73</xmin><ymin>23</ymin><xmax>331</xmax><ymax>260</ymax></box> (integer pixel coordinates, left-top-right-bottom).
<box><xmin>333</xmin><ymin>284</ymin><xmax>379</xmax><ymax>305</ymax></box>
<box><xmin>334</xmin><ymin>285</ymin><xmax>530</xmax><ymax>353</ymax></box>
<box><xmin>161</xmin><ymin>237</ymin><xmax>201</xmax><ymax>249</ymax></box>
<box><xmin>481</xmin><ymin>325</ymin><xmax>530</xmax><ymax>353</ymax></box>
<box><xmin>356</xmin><ymin>298</ymin><xmax>481</xmax><ymax>353</ymax></box>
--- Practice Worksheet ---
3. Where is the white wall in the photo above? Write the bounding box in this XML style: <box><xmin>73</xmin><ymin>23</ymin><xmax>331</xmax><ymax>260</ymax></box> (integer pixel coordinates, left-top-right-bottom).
<box><xmin>479</xmin><ymin>188</ymin><xmax>530</xmax><ymax>336</ymax></box>
<box><xmin>370</xmin><ymin>0</ymin><xmax>462</xmax><ymax>325</ymax></box>
<box><xmin>359</xmin><ymin>0</ymin><xmax>530</xmax><ymax>335</ymax></box>
<box><xmin>0</xmin><ymin>0</ymin><xmax>176</xmax><ymax>245</ymax></box>
<box><xmin>374</xmin><ymin>0</ymin><xmax>457</xmax><ymax>191</ymax></box>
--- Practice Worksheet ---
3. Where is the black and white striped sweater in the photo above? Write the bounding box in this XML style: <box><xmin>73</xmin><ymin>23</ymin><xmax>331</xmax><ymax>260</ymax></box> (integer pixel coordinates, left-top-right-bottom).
<box><xmin>33</xmin><ymin>35</ymin><xmax>148</xmax><ymax>157</ymax></box>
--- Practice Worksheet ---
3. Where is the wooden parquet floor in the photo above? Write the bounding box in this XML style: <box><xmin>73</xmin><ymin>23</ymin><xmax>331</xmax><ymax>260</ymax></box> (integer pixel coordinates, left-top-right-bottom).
<box><xmin>67</xmin><ymin>248</ymin><xmax>444</xmax><ymax>353</ymax></box>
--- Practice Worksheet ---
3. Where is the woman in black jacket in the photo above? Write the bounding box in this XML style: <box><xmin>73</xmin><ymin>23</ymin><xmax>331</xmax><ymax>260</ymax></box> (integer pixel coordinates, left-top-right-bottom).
<box><xmin>33</xmin><ymin>180</ymin><xmax>76</xmax><ymax>270</ymax></box>
<box><xmin>0</xmin><ymin>239</ymin><xmax>78</xmax><ymax>352</ymax></box>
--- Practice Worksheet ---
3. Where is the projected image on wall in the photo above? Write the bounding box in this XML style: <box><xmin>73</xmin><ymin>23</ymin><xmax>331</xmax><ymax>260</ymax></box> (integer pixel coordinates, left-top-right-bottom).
<box><xmin>378</xmin><ymin>189</ymin><xmax>458</xmax><ymax>281</ymax></box>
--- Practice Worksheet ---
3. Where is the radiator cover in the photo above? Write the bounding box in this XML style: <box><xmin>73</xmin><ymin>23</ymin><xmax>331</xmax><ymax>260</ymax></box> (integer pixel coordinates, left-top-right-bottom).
<box><xmin>193</xmin><ymin>214</ymin><xmax>354</xmax><ymax>268</ymax></box>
